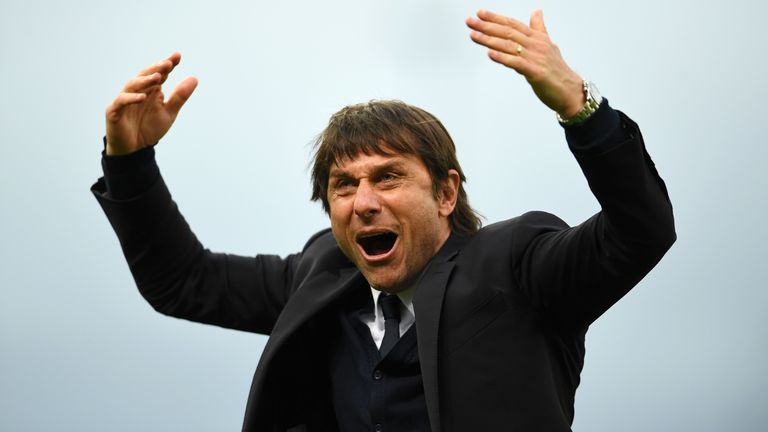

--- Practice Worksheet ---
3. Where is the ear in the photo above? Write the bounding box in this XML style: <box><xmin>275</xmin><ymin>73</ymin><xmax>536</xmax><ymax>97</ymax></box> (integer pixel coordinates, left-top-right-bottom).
<box><xmin>438</xmin><ymin>169</ymin><xmax>460</xmax><ymax>218</ymax></box>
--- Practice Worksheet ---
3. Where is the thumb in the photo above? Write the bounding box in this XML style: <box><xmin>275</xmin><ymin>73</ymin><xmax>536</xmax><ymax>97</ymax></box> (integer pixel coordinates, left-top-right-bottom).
<box><xmin>530</xmin><ymin>9</ymin><xmax>547</xmax><ymax>34</ymax></box>
<box><xmin>166</xmin><ymin>76</ymin><xmax>198</xmax><ymax>115</ymax></box>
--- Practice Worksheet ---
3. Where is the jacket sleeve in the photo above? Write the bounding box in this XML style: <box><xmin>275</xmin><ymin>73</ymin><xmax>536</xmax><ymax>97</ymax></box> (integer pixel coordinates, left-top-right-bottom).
<box><xmin>515</xmin><ymin>109</ymin><xmax>676</xmax><ymax>330</ymax></box>
<box><xmin>91</xmin><ymin>174</ymin><xmax>304</xmax><ymax>335</ymax></box>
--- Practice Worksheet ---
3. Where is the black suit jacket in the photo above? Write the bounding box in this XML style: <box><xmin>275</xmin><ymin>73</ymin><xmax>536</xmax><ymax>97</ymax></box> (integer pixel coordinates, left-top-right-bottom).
<box><xmin>92</xmin><ymin>111</ymin><xmax>675</xmax><ymax>431</ymax></box>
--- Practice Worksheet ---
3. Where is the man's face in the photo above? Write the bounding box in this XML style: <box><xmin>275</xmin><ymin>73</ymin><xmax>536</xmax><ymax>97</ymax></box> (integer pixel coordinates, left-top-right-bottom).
<box><xmin>328</xmin><ymin>151</ymin><xmax>458</xmax><ymax>293</ymax></box>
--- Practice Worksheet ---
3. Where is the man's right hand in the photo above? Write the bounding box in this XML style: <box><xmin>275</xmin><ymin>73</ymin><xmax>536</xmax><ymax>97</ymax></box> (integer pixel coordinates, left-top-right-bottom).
<box><xmin>105</xmin><ymin>52</ymin><xmax>198</xmax><ymax>156</ymax></box>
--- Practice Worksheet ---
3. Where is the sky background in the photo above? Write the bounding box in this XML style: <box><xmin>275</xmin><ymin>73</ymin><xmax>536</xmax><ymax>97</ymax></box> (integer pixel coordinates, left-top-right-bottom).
<box><xmin>1</xmin><ymin>0</ymin><xmax>766</xmax><ymax>430</ymax></box>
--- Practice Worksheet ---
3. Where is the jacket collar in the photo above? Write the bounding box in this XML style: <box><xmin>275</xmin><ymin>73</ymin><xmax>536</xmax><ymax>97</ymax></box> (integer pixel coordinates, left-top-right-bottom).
<box><xmin>413</xmin><ymin>231</ymin><xmax>468</xmax><ymax>432</ymax></box>
<box><xmin>253</xmin><ymin>231</ymin><xmax>469</xmax><ymax>432</ymax></box>
<box><xmin>266</xmin><ymin>231</ymin><xmax>468</xmax><ymax>348</ymax></box>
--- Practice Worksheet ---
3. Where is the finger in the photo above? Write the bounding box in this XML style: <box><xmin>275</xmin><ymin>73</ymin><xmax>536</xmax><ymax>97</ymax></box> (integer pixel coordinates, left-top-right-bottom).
<box><xmin>165</xmin><ymin>76</ymin><xmax>198</xmax><ymax>115</ymax></box>
<box><xmin>160</xmin><ymin>51</ymin><xmax>181</xmax><ymax>84</ymax></box>
<box><xmin>137</xmin><ymin>59</ymin><xmax>173</xmax><ymax>78</ymax></box>
<box><xmin>487</xmin><ymin>49</ymin><xmax>533</xmax><ymax>76</ymax></box>
<box><xmin>476</xmin><ymin>9</ymin><xmax>532</xmax><ymax>36</ymax></box>
<box><xmin>105</xmin><ymin>92</ymin><xmax>147</xmax><ymax>121</ymax></box>
<box><xmin>167</xmin><ymin>51</ymin><xmax>181</xmax><ymax>67</ymax></box>
<box><xmin>158</xmin><ymin>52</ymin><xmax>183</xmax><ymax>85</ymax></box>
<box><xmin>466</xmin><ymin>16</ymin><xmax>528</xmax><ymax>45</ymax></box>
<box><xmin>122</xmin><ymin>72</ymin><xmax>162</xmax><ymax>93</ymax></box>
<box><xmin>470</xmin><ymin>31</ymin><xmax>523</xmax><ymax>57</ymax></box>
<box><xmin>530</xmin><ymin>9</ymin><xmax>547</xmax><ymax>34</ymax></box>
<box><xmin>137</xmin><ymin>52</ymin><xmax>181</xmax><ymax>78</ymax></box>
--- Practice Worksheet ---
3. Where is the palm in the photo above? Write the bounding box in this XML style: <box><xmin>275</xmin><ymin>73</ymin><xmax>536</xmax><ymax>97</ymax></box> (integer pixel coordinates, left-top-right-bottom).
<box><xmin>115</xmin><ymin>88</ymin><xmax>173</xmax><ymax>150</ymax></box>
<box><xmin>105</xmin><ymin>53</ymin><xmax>197</xmax><ymax>156</ymax></box>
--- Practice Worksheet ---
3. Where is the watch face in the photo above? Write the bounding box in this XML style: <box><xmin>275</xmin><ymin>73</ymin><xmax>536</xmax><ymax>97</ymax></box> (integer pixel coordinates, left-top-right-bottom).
<box><xmin>587</xmin><ymin>81</ymin><xmax>601</xmax><ymax>103</ymax></box>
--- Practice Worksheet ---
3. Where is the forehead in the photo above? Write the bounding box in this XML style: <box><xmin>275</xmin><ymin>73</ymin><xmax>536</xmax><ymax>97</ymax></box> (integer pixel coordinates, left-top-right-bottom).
<box><xmin>329</xmin><ymin>151</ymin><xmax>427</xmax><ymax>176</ymax></box>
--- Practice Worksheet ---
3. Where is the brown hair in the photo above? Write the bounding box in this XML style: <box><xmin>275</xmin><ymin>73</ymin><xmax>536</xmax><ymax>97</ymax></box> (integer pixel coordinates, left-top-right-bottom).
<box><xmin>310</xmin><ymin>100</ymin><xmax>481</xmax><ymax>235</ymax></box>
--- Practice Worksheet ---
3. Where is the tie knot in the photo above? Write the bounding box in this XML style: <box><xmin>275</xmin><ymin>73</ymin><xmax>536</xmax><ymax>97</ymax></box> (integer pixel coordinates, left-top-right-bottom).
<box><xmin>379</xmin><ymin>293</ymin><xmax>401</xmax><ymax>321</ymax></box>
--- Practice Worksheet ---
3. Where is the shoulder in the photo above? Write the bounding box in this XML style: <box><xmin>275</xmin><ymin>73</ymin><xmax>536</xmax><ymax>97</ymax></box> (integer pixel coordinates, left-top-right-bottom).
<box><xmin>301</xmin><ymin>227</ymin><xmax>336</xmax><ymax>252</ymax></box>
<box><xmin>462</xmin><ymin>211</ymin><xmax>570</xmax><ymax>258</ymax></box>
<box><xmin>293</xmin><ymin>228</ymin><xmax>354</xmax><ymax>278</ymax></box>
<box><xmin>475</xmin><ymin>211</ymin><xmax>569</xmax><ymax>241</ymax></box>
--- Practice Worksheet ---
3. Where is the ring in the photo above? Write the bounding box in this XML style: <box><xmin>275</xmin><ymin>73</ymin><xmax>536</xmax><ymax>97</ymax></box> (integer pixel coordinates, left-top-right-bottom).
<box><xmin>516</xmin><ymin>44</ymin><xmax>523</xmax><ymax>55</ymax></box>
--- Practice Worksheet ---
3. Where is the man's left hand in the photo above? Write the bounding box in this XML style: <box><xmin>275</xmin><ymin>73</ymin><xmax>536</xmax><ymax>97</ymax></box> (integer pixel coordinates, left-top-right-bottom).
<box><xmin>466</xmin><ymin>9</ymin><xmax>585</xmax><ymax>119</ymax></box>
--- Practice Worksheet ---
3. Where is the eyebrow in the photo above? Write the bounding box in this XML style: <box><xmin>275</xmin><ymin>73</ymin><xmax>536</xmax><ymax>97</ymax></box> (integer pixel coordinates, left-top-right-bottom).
<box><xmin>329</xmin><ymin>159</ymin><xmax>409</xmax><ymax>180</ymax></box>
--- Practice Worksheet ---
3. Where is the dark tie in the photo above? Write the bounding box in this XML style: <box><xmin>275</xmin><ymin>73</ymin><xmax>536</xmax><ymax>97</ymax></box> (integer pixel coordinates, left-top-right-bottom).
<box><xmin>379</xmin><ymin>293</ymin><xmax>402</xmax><ymax>357</ymax></box>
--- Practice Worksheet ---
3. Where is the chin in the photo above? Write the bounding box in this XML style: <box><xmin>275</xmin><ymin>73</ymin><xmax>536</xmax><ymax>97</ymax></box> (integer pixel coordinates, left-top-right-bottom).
<box><xmin>365</xmin><ymin>276</ymin><xmax>395</xmax><ymax>292</ymax></box>
<box><xmin>364</xmin><ymin>269</ymin><xmax>416</xmax><ymax>293</ymax></box>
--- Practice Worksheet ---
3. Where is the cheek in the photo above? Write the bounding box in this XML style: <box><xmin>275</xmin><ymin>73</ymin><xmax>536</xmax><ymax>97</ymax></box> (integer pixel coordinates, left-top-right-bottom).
<box><xmin>329</xmin><ymin>217</ymin><xmax>345</xmax><ymax>244</ymax></box>
<box><xmin>328</xmin><ymin>201</ymin><xmax>347</xmax><ymax>229</ymax></box>
<box><xmin>330</xmin><ymin>223</ymin><xmax>356</xmax><ymax>263</ymax></box>
<box><xmin>406</xmin><ymin>205</ymin><xmax>444</xmax><ymax>250</ymax></box>
<box><xmin>329</xmin><ymin>207</ymin><xmax>353</xmax><ymax>252</ymax></box>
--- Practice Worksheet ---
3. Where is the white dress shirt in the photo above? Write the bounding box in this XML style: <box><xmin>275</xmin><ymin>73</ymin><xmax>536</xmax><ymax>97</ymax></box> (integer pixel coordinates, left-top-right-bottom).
<box><xmin>362</xmin><ymin>286</ymin><xmax>416</xmax><ymax>349</ymax></box>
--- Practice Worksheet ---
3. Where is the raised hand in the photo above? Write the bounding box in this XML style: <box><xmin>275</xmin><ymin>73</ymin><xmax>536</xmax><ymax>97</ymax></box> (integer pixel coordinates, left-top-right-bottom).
<box><xmin>105</xmin><ymin>52</ymin><xmax>198</xmax><ymax>156</ymax></box>
<box><xmin>466</xmin><ymin>9</ymin><xmax>585</xmax><ymax>119</ymax></box>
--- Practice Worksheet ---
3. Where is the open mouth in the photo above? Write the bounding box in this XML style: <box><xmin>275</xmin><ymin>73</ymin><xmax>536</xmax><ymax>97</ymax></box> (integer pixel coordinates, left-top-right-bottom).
<box><xmin>357</xmin><ymin>232</ymin><xmax>398</xmax><ymax>257</ymax></box>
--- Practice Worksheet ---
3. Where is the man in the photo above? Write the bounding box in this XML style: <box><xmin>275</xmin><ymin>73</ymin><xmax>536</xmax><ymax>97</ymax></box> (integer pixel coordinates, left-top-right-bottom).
<box><xmin>93</xmin><ymin>8</ymin><xmax>675</xmax><ymax>432</ymax></box>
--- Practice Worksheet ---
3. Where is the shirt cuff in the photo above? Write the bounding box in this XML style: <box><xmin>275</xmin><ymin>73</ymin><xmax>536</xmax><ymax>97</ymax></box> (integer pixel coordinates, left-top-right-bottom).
<box><xmin>562</xmin><ymin>98</ymin><xmax>627</xmax><ymax>158</ymax></box>
<box><xmin>100</xmin><ymin>138</ymin><xmax>160</xmax><ymax>199</ymax></box>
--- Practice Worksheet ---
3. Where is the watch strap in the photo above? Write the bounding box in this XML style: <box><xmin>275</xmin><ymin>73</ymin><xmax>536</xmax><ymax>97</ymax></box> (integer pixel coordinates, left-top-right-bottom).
<box><xmin>557</xmin><ymin>80</ymin><xmax>602</xmax><ymax>126</ymax></box>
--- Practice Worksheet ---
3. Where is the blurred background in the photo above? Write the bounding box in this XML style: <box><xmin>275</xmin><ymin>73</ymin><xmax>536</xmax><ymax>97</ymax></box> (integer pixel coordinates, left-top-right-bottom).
<box><xmin>1</xmin><ymin>0</ymin><xmax>766</xmax><ymax>430</ymax></box>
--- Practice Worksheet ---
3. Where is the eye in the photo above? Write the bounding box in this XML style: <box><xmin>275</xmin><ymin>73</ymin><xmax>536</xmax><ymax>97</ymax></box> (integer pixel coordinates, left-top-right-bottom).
<box><xmin>332</xmin><ymin>179</ymin><xmax>355</xmax><ymax>196</ymax></box>
<box><xmin>380</xmin><ymin>172</ymin><xmax>400</xmax><ymax>182</ymax></box>
<box><xmin>373</xmin><ymin>172</ymin><xmax>401</xmax><ymax>190</ymax></box>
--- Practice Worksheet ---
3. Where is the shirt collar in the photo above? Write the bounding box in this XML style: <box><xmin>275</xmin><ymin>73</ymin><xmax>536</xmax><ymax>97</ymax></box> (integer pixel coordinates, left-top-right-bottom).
<box><xmin>370</xmin><ymin>285</ymin><xmax>416</xmax><ymax>320</ymax></box>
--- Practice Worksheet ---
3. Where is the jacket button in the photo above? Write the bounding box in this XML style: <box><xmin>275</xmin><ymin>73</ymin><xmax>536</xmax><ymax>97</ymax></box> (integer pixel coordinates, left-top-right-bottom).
<box><xmin>374</xmin><ymin>424</ymin><xmax>383</xmax><ymax>432</ymax></box>
<box><xmin>373</xmin><ymin>369</ymin><xmax>383</xmax><ymax>380</ymax></box>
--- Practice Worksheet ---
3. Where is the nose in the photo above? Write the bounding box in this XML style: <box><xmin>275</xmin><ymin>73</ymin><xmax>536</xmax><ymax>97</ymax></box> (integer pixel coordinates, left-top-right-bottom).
<box><xmin>353</xmin><ymin>181</ymin><xmax>381</xmax><ymax>220</ymax></box>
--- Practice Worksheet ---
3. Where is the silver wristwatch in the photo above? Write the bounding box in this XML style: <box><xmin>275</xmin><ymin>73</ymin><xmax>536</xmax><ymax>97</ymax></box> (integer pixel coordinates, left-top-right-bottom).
<box><xmin>556</xmin><ymin>80</ymin><xmax>602</xmax><ymax>126</ymax></box>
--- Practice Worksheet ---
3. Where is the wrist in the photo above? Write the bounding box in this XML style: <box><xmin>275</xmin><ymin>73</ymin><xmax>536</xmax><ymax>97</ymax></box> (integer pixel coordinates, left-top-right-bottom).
<box><xmin>557</xmin><ymin>80</ymin><xmax>602</xmax><ymax>126</ymax></box>
<box><xmin>101</xmin><ymin>144</ymin><xmax>160</xmax><ymax>199</ymax></box>
<box><xmin>105</xmin><ymin>141</ymin><xmax>142</xmax><ymax>157</ymax></box>
<box><xmin>558</xmin><ymin>96</ymin><xmax>586</xmax><ymax>120</ymax></box>
<box><xmin>105</xmin><ymin>143</ymin><xmax>131</xmax><ymax>157</ymax></box>
<box><xmin>555</xmin><ymin>76</ymin><xmax>586</xmax><ymax>119</ymax></box>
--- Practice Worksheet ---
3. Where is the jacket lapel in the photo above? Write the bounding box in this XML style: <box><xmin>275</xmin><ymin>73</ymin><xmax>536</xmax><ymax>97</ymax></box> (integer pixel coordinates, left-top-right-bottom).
<box><xmin>249</xmin><ymin>232</ymin><xmax>468</xmax><ymax>431</ymax></box>
<box><xmin>413</xmin><ymin>232</ymin><xmax>468</xmax><ymax>432</ymax></box>
<box><xmin>244</xmin><ymin>264</ymin><xmax>363</xmax><ymax>431</ymax></box>
<box><xmin>266</xmin><ymin>265</ymin><xmax>363</xmax><ymax>355</ymax></box>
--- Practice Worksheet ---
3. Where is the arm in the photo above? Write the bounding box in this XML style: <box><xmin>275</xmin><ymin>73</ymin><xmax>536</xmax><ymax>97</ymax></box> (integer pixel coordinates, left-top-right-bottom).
<box><xmin>467</xmin><ymin>9</ymin><xmax>676</xmax><ymax>328</ymax></box>
<box><xmin>92</xmin><ymin>171</ymin><xmax>299</xmax><ymax>334</ymax></box>
<box><xmin>519</xmin><ymin>107</ymin><xmax>675</xmax><ymax>329</ymax></box>
<box><xmin>94</xmin><ymin>54</ymin><xmax>295</xmax><ymax>334</ymax></box>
